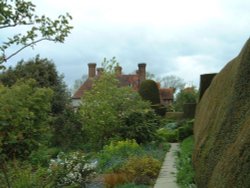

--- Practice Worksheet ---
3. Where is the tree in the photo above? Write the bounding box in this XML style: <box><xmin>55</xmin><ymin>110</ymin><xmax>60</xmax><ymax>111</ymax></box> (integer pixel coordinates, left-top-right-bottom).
<box><xmin>0</xmin><ymin>0</ymin><xmax>73</xmax><ymax>68</ymax></box>
<box><xmin>139</xmin><ymin>80</ymin><xmax>161</xmax><ymax>105</ymax></box>
<box><xmin>79</xmin><ymin>58</ymin><xmax>158</xmax><ymax>149</ymax></box>
<box><xmin>146</xmin><ymin>71</ymin><xmax>156</xmax><ymax>80</ymax></box>
<box><xmin>0</xmin><ymin>56</ymin><xmax>81</xmax><ymax>150</ymax></box>
<box><xmin>0</xmin><ymin>55</ymin><xmax>70</xmax><ymax>114</ymax></box>
<box><xmin>0</xmin><ymin>79</ymin><xmax>53</xmax><ymax>160</ymax></box>
<box><xmin>138</xmin><ymin>79</ymin><xmax>166</xmax><ymax>116</ymax></box>
<box><xmin>160</xmin><ymin>75</ymin><xmax>185</xmax><ymax>92</ymax></box>
<box><xmin>174</xmin><ymin>86</ymin><xmax>198</xmax><ymax>111</ymax></box>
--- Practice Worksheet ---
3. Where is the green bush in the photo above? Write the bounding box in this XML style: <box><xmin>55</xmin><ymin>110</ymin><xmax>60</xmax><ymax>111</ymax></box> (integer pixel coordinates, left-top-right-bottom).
<box><xmin>28</xmin><ymin>145</ymin><xmax>60</xmax><ymax>166</ymax></box>
<box><xmin>152</xmin><ymin>104</ymin><xmax>167</xmax><ymax>117</ymax></box>
<box><xmin>120</xmin><ymin>156</ymin><xmax>161</xmax><ymax>185</ymax></box>
<box><xmin>0</xmin><ymin>162</ymin><xmax>52</xmax><ymax>188</ymax></box>
<box><xmin>121</xmin><ymin>110</ymin><xmax>160</xmax><ymax>144</ymax></box>
<box><xmin>178</xmin><ymin>120</ymin><xmax>194</xmax><ymax>141</ymax></box>
<box><xmin>139</xmin><ymin>80</ymin><xmax>160</xmax><ymax>105</ymax></box>
<box><xmin>97</xmin><ymin>140</ymin><xmax>143</xmax><ymax>173</ymax></box>
<box><xmin>156</xmin><ymin>128</ymin><xmax>178</xmax><ymax>143</ymax></box>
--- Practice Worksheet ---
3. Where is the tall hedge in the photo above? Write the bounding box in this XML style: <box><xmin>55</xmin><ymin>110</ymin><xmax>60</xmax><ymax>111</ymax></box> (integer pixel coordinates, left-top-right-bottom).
<box><xmin>193</xmin><ymin>38</ymin><xmax>250</xmax><ymax>188</ymax></box>
<box><xmin>139</xmin><ymin>80</ymin><xmax>160</xmax><ymax>105</ymax></box>
<box><xmin>139</xmin><ymin>80</ymin><xmax>166</xmax><ymax>116</ymax></box>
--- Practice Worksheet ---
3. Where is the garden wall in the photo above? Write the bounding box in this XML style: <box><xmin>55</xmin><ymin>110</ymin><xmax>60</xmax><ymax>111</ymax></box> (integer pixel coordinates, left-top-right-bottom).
<box><xmin>193</xmin><ymin>38</ymin><xmax>250</xmax><ymax>188</ymax></box>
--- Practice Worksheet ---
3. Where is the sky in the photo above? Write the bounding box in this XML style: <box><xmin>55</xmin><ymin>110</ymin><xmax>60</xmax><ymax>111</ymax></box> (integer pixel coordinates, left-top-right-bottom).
<box><xmin>3</xmin><ymin>0</ymin><xmax>250</xmax><ymax>88</ymax></box>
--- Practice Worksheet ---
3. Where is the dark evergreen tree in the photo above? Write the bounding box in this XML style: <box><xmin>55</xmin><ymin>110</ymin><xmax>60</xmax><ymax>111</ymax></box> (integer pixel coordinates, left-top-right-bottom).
<box><xmin>139</xmin><ymin>80</ymin><xmax>166</xmax><ymax>116</ymax></box>
<box><xmin>139</xmin><ymin>80</ymin><xmax>160</xmax><ymax>105</ymax></box>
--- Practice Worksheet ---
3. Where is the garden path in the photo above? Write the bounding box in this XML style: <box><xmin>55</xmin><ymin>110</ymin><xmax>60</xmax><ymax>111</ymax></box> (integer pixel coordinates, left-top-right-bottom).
<box><xmin>154</xmin><ymin>143</ymin><xmax>180</xmax><ymax>188</ymax></box>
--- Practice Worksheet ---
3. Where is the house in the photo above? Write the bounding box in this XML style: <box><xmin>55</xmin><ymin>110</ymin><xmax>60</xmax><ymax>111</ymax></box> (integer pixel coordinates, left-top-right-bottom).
<box><xmin>72</xmin><ymin>63</ymin><xmax>174</xmax><ymax>108</ymax></box>
<box><xmin>159</xmin><ymin>88</ymin><xmax>174</xmax><ymax>106</ymax></box>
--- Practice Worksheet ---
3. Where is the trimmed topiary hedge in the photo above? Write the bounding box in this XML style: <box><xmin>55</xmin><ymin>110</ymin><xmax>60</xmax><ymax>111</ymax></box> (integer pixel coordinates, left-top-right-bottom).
<box><xmin>193</xmin><ymin>38</ymin><xmax>250</xmax><ymax>188</ymax></box>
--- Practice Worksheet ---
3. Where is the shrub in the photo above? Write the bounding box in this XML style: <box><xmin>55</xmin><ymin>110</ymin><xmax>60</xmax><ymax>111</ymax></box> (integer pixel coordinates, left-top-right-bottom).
<box><xmin>48</xmin><ymin>151</ymin><xmax>97</xmax><ymax>187</ymax></box>
<box><xmin>139</xmin><ymin>80</ymin><xmax>160</xmax><ymax>105</ymax></box>
<box><xmin>178</xmin><ymin>120</ymin><xmax>194</xmax><ymax>141</ymax></box>
<box><xmin>152</xmin><ymin>104</ymin><xmax>167</xmax><ymax>117</ymax></box>
<box><xmin>97</xmin><ymin>140</ymin><xmax>143</xmax><ymax>173</ymax></box>
<box><xmin>142</xmin><ymin>142</ymin><xmax>170</xmax><ymax>161</ymax></box>
<box><xmin>0</xmin><ymin>79</ymin><xmax>53</xmax><ymax>160</ymax></box>
<box><xmin>0</xmin><ymin>161</ymin><xmax>52</xmax><ymax>188</ymax></box>
<box><xmin>156</xmin><ymin>128</ymin><xmax>178</xmax><ymax>143</ymax></box>
<box><xmin>121</xmin><ymin>110</ymin><xmax>160</xmax><ymax>143</ymax></box>
<box><xmin>28</xmin><ymin>145</ymin><xmax>60</xmax><ymax>166</ymax></box>
<box><xmin>104</xmin><ymin>173</ymin><xmax>128</xmax><ymax>188</ymax></box>
<box><xmin>120</xmin><ymin>156</ymin><xmax>161</xmax><ymax>185</ymax></box>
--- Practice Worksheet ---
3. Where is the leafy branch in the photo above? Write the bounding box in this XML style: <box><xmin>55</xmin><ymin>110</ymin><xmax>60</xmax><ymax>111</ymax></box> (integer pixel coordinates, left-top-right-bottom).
<box><xmin>0</xmin><ymin>0</ymin><xmax>73</xmax><ymax>66</ymax></box>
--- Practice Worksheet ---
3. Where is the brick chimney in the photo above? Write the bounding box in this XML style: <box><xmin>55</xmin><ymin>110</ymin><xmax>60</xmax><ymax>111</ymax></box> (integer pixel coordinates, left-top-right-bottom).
<box><xmin>138</xmin><ymin>63</ymin><xmax>146</xmax><ymax>83</ymax></box>
<box><xmin>115</xmin><ymin>66</ymin><xmax>122</xmax><ymax>76</ymax></box>
<box><xmin>88</xmin><ymin>63</ymin><xmax>96</xmax><ymax>78</ymax></box>
<box><xmin>97</xmin><ymin>67</ymin><xmax>104</xmax><ymax>76</ymax></box>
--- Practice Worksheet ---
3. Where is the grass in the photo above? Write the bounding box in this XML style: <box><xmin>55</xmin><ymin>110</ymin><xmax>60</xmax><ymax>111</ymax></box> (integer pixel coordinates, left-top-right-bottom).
<box><xmin>176</xmin><ymin>136</ymin><xmax>196</xmax><ymax>188</ymax></box>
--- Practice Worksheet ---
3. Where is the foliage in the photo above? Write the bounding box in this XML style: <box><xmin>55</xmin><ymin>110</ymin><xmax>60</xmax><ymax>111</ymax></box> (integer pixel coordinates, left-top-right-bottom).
<box><xmin>28</xmin><ymin>145</ymin><xmax>60</xmax><ymax>167</ymax></box>
<box><xmin>174</xmin><ymin>87</ymin><xmax>198</xmax><ymax>111</ymax></box>
<box><xmin>0</xmin><ymin>56</ymin><xmax>70</xmax><ymax>114</ymax></box>
<box><xmin>0</xmin><ymin>56</ymin><xmax>77</xmax><ymax>150</ymax></box>
<box><xmin>176</xmin><ymin>136</ymin><xmax>196</xmax><ymax>188</ymax></box>
<box><xmin>0</xmin><ymin>79</ymin><xmax>53</xmax><ymax>160</ymax></box>
<box><xmin>152</xmin><ymin>104</ymin><xmax>167</xmax><ymax>117</ymax></box>
<box><xmin>0</xmin><ymin>0</ymin><xmax>73</xmax><ymax>66</ymax></box>
<box><xmin>0</xmin><ymin>161</ymin><xmax>53</xmax><ymax>188</ymax></box>
<box><xmin>79</xmin><ymin>58</ymin><xmax>154</xmax><ymax>149</ymax></box>
<box><xmin>104</xmin><ymin>173</ymin><xmax>128</xmax><ymax>188</ymax></box>
<box><xmin>121</xmin><ymin>110</ymin><xmax>160</xmax><ymax>143</ymax></box>
<box><xmin>156</xmin><ymin>128</ymin><xmax>179</xmax><ymax>143</ymax></box>
<box><xmin>193</xmin><ymin>39</ymin><xmax>250</xmax><ymax>187</ymax></box>
<box><xmin>51</xmin><ymin>108</ymin><xmax>85</xmax><ymax>150</ymax></box>
<box><xmin>97</xmin><ymin>140</ymin><xmax>143</xmax><ymax>173</ymax></box>
<box><xmin>48</xmin><ymin>151</ymin><xmax>97</xmax><ymax>187</ymax></box>
<box><xmin>139</xmin><ymin>79</ymin><xmax>160</xmax><ymax>105</ymax></box>
<box><xmin>120</xmin><ymin>156</ymin><xmax>161</xmax><ymax>185</ymax></box>
<box><xmin>178</xmin><ymin>120</ymin><xmax>194</xmax><ymax>141</ymax></box>
<box><xmin>139</xmin><ymin>79</ymin><xmax>166</xmax><ymax>116</ymax></box>
<box><xmin>142</xmin><ymin>142</ymin><xmax>170</xmax><ymax>161</ymax></box>
<box><xmin>156</xmin><ymin>120</ymin><xmax>194</xmax><ymax>143</ymax></box>
<box><xmin>160</xmin><ymin>75</ymin><xmax>185</xmax><ymax>92</ymax></box>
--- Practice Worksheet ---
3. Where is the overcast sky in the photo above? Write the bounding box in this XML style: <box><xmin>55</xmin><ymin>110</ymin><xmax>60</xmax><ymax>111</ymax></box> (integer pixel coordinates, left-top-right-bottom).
<box><xmin>3</xmin><ymin>0</ymin><xmax>250</xmax><ymax>88</ymax></box>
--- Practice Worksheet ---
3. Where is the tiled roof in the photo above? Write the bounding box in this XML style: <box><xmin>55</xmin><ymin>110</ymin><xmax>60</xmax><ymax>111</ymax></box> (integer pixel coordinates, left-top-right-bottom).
<box><xmin>72</xmin><ymin>78</ymin><xmax>94</xmax><ymax>99</ymax></box>
<box><xmin>72</xmin><ymin>74</ymin><xmax>140</xmax><ymax>99</ymax></box>
<box><xmin>117</xmin><ymin>74</ymin><xmax>140</xmax><ymax>90</ymax></box>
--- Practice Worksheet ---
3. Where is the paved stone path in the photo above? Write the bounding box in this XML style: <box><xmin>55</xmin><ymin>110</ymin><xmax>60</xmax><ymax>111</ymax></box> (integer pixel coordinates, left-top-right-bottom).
<box><xmin>154</xmin><ymin>143</ymin><xmax>180</xmax><ymax>188</ymax></box>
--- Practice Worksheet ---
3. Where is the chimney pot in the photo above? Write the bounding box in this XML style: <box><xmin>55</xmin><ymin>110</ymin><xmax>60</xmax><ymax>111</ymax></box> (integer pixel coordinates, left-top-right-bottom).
<box><xmin>138</xmin><ymin>63</ymin><xmax>146</xmax><ymax>83</ymax></box>
<box><xmin>88</xmin><ymin>63</ymin><xmax>96</xmax><ymax>78</ymax></box>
